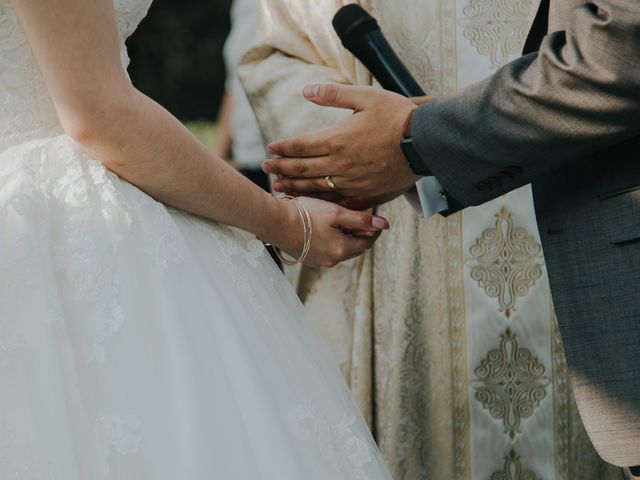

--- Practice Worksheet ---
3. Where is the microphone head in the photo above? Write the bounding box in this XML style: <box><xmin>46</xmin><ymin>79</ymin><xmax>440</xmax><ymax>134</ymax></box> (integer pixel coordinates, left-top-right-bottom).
<box><xmin>332</xmin><ymin>4</ymin><xmax>380</xmax><ymax>49</ymax></box>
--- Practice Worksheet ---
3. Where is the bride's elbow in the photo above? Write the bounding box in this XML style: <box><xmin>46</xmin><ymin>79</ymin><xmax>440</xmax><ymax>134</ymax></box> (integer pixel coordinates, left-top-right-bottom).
<box><xmin>59</xmin><ymin>87</ymin><xmax>139</xmax><ymax>150</ymax></box>
<box><xmin>62</xmin><ymin>116</ymin><xmax>100</xmax><ymax>146</ymax></box>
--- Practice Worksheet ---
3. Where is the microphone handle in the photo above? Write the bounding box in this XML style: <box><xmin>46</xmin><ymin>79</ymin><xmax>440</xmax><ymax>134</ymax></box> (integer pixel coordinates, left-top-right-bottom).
<box><xmin>351</xmin><ymin>31</ymin><xmax>426</xmax><ymax>98</ymax></box>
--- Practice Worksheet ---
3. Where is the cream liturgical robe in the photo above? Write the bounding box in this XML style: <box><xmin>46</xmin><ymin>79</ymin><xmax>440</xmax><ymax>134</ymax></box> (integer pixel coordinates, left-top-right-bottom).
<box><xmin>240</xmin><ymin>1</ymin><xmax>622</xmax><ymax>479</ymax></box>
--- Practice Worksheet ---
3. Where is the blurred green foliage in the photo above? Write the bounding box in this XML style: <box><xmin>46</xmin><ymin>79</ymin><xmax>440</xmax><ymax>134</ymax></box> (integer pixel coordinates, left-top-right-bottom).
<box><xmin>127</xmin><ymin>0</ymin><xmax>232</xmax><ymax>122</ymax></box>
<box><xmin>185</xmin><ymin>121</ymin><xmax>218</xmax><ymax>150</ymax></box>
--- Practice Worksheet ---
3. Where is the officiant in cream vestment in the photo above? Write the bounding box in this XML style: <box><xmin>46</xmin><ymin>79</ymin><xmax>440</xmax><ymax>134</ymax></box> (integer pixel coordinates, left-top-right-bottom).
<box><xmin>240</xmin><ymin>1</ymin><xmax>622</xmax><ymax>478</ymax></box>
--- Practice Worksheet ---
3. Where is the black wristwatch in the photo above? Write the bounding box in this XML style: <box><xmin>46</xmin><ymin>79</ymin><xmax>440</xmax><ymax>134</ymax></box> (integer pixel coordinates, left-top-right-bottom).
<box><xmin>401</xmin><ymin>137</ymin><xmax>431</xmax><ymax>176</ymax></box>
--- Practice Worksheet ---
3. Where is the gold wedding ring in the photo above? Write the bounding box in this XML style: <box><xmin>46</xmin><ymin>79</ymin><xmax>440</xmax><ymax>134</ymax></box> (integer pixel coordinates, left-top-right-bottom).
<box><xmin>325</xmin><ymin>176</ymin><xmax>337</xmax><ymax>190</ymax></box>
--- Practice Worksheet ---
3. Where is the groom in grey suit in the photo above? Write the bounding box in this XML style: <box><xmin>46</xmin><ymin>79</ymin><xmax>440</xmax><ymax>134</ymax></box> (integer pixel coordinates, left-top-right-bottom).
<box><xmin>262</xmin><ymin>0</ymin><xmax>640</xmax><ymax>473</ymax></box>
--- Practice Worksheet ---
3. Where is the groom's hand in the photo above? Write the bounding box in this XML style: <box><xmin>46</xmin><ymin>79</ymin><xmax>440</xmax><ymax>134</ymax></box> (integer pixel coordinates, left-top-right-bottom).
<box><xmin>263</xmin><ymin>84</ymin><xmax>426</xmax><ymax>200</ymax></box>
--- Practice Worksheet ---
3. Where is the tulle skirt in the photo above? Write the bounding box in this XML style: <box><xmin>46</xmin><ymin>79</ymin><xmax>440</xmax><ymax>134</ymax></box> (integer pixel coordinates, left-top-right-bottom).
<box><xmin>0</xmin><ymin>135</ymin><xmax>393</xmax><ymax>479</ymax></box>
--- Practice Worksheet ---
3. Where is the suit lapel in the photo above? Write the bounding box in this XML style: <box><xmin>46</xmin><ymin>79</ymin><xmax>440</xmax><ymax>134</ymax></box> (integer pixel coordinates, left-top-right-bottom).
<box><xmin>522</xmin><ymin>0</ymin><xmax>550</xmax><ymax>54</ymax></box>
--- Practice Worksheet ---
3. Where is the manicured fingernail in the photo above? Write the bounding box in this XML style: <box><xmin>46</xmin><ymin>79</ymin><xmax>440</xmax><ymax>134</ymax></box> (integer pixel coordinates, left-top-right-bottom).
<box><xmin>303</xmin><ymin>84</ymin><xmax>320</xmax><ymax>99</ymax></box>
<box><xmin>372</xmin><ymin>217</ymin><xmax>387</xmax><ymax>229</ymax></box>
<box><xmin>262</xmin><ymin>161</ymin><xmax>272</xmax><ymax>173</ymax></box>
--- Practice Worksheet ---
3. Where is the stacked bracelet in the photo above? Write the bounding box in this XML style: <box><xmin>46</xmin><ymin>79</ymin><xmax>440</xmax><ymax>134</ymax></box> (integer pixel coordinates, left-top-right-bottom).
<box><xmin>273</xmin><ymin>195</ymin><xmax>313</xmax><ymax>266</ymax></box>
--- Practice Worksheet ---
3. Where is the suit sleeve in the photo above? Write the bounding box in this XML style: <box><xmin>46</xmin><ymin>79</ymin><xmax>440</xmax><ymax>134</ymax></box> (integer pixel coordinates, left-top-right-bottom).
<box><xmin>412</xmin><ymin>0</ymin><xmax>640</xmax><ymax>207</ymax></box>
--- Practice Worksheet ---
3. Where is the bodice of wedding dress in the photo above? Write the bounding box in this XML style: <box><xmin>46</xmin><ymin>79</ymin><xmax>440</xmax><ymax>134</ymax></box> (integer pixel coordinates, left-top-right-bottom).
<box><xmin>0</xmin><ymin>0</ymin><xmax>153</xmax><ymax>151</ymax></box>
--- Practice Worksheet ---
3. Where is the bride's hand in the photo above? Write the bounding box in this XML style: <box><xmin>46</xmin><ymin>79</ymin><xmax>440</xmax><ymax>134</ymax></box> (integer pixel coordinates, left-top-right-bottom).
<box><xmin>272</xmin><ymin>197</ymin><xmax>389</xmax><ymax>268</ymax></box>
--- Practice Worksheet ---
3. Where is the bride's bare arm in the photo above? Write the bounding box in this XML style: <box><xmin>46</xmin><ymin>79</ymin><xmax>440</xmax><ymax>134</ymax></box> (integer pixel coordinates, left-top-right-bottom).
<box><xmin>12</xmin><ymin>0</ymin><xmax>388</xmax><ymax>267</ymax></box>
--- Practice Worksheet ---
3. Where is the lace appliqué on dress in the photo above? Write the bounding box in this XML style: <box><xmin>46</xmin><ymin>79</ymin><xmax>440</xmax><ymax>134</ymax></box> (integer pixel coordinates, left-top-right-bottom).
<box><xmin>0</xmin><ymin>2</ymin><xmax>62</xmax><ymax>151</ymax></box>
<box><xmin>292</xmin><ymin>402</ymin><xmax>373</xmax><ymax>480</ymax></box>
<box><xmin>0</xmin><ymin>328</ymin><xmax>25</xmax><ymax>367</ymax></box>
<box><xmin>1</xmin><ymin>137</ymin><xmax>188</xmax><ymax>363</ymax></box>
<box><xmin>98</xmin><ymin>415</ymin><xmax>143</xmax><ymax>456</ymax></box>
<box><xmin>179</xmin><ymin>213</ymin><xmax>275</xmax><ymax>324</ymax></box>
<box><xmin>0</xmin><ymin>423</ymin><xmax>56</xmax><ymax>480</ymax></box>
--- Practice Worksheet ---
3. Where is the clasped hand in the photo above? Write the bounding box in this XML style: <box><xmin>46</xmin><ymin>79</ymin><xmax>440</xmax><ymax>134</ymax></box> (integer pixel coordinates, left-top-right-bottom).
<box><xmin>263</xmin><ymin>84</ymin><xmax>434</xmax><ymax>210</ymax></box>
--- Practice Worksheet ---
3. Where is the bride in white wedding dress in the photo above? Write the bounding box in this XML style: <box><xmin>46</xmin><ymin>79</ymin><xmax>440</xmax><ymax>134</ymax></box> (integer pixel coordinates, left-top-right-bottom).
<box><xmin>0</xmin><ymin>0</ymin><xmax>395</xmax><ymax>478</ymax></box>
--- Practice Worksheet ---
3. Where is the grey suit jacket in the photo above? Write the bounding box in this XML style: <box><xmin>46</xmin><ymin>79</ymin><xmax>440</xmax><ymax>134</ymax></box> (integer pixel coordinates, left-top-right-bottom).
<box><xmin>412</xmin><ymin>0</ymin><xmax>640</xmax><ymax>468</ymax></box>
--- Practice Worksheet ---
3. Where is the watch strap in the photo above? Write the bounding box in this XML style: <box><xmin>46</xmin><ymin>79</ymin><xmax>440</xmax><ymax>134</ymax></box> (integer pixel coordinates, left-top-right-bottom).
<box><xmin>401</xmin><ymin>137</ymin><xmax>431</xmax><ymax>176</ymax></box>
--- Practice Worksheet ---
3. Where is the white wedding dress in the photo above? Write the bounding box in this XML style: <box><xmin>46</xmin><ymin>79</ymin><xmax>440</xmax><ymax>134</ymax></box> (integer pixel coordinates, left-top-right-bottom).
<box><xmin>0</xmin><ymin>1</ymin><xmax>394</xmax><ymax>479</ymax></box>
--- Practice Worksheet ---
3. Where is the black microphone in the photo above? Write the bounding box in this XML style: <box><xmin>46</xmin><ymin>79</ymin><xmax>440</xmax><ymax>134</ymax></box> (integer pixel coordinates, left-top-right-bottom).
<box><xmin>332</xmin><ymin>4</ymin><xmax>425</xmax><ymax>98</ymax></box>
